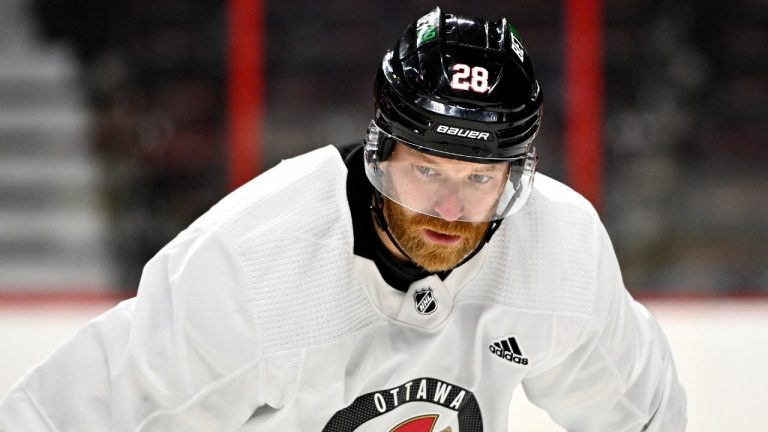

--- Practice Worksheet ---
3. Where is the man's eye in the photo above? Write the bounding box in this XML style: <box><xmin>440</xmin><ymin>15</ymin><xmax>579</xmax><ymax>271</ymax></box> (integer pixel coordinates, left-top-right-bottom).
<box><xmin>414</xmin><ymin>165</ymin><xmax>438</xmax><ymax>177</ymax></box>
<box><xmin>468</xmin><ymin>174</ymin><xmax>491</xmax><ymax>184</ymax></box>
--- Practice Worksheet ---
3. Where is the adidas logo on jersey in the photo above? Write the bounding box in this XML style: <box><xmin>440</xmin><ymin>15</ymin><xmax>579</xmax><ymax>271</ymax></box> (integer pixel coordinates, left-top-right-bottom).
<box><xmin>489</xmin><ymin>336</ymin><xmax>529</xmax><ymax>365</ymax></box>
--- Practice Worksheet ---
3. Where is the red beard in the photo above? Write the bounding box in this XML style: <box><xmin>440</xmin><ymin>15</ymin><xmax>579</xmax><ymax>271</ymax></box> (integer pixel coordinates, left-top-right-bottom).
<box><xmin>383</xmin><ymin>199</ymin><xmax>489</xmax><ymax>272</ymax></box>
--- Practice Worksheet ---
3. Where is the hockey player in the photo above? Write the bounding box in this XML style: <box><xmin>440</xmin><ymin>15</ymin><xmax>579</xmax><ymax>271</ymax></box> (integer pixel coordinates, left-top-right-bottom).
<box><xmin>0</xmin><ymin>7</ymin><xmax>686</xmax><ymax>431</ymax></box>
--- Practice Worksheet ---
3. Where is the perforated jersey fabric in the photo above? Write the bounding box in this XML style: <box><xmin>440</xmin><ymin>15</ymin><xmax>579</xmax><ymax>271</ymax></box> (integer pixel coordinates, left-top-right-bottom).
<box><xmin>0</xmin><ymin>145</ymin><xmax>685</xmax><ymax>431</ymax></box>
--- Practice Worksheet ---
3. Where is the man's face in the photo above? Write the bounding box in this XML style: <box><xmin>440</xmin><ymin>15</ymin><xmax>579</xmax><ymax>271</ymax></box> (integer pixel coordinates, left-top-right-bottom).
<box><xmin>383</xmin><ymin>143</ymin><xmax>509</xmax><ymax>222</ymax></box>
<box><xmin>379</xmin><ymin>143</ymin><xmax>508</xmax><ymax>272</ymax></box>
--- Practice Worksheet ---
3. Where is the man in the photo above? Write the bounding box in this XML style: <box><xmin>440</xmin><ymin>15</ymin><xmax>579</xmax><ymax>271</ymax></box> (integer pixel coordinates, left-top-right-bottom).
<box><xmin>0</xmin><ymin>7</ymin><xmax>686</xmax><ymax>431</ymax></box>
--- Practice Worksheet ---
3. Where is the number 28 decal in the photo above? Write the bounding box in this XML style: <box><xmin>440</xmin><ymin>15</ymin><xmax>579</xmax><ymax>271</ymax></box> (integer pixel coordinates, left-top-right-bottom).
<box><xmin>450</xmin><ymin>64</ymin><xmax>489</xmax><ymax>93</ymax></box>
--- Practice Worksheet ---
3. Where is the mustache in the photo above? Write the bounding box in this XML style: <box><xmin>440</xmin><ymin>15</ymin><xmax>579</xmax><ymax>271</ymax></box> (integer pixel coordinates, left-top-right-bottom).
<box><xmin>408</xmin><ymin>213</ymin><xmax>488</xmax><ymax>237</ymax></box>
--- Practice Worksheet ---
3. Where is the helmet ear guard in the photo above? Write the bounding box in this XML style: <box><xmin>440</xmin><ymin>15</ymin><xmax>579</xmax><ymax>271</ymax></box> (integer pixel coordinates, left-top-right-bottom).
<box><xmin>364</xmin><ymin>120</ymin><xmax>396</xmax><ymax>167</ymax></box>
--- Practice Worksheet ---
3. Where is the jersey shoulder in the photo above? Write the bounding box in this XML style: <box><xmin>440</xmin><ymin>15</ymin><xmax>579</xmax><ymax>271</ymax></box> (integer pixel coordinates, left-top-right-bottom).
<box><xmin>462</xmin><ymin>172</ymin><xmax>604</xmax><ymax>317</ymax></box>
<box><xmin>525</xmin><ymin>173</ymin><xmax>599</xmax><ymax>219</ymax></box>
<box><xmin>181</xmin><ymin>145</ymin><xmax>352</xmax><ymax>245</ymax></box>
<box><xmin>152</xmin><ymin>145</ymin><xmax>379</xmax><ymax>356</ymax></box>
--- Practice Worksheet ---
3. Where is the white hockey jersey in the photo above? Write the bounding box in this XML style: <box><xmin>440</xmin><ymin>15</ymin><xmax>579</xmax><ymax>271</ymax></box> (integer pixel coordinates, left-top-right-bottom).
<box><xmin>0</xmin><ymin>145</ymin><xmax>686</xmax><ymax>431</ymax></box>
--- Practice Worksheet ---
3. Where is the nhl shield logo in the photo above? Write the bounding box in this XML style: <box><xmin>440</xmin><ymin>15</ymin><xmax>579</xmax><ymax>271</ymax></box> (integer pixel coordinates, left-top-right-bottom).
<box><xmin>414</xmin><ymin>288</ymin><xmax>437</xmax><ymax>315</ymax></box>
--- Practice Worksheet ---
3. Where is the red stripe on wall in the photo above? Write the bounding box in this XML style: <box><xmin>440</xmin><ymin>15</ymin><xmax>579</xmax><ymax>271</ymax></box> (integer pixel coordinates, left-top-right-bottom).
<box><xmin>564</xmin><ymin>0</ymin><xmax>604</xmax><ymax>210</ymax></box>
<box><xmin>227</xmin><ymin>0</ymin><xmax>265</xmax><ymax>190</ymax></box>
<box><xmin>0</xmin><ymin>290</ymin><xmax>131</xmax><ymax>308</ymax></box>
<box><xmin>1</xmin><ymin>290</ymin><xmax>766</xmax><ymax>309</ymax></box>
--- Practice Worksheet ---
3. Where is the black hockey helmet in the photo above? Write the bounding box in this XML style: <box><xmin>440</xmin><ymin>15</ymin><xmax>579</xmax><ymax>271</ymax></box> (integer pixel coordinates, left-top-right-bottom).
<box><xmin>365</xmin><ymin>7</ymin><xmax>542</xmax><ymax>221</ymax></box>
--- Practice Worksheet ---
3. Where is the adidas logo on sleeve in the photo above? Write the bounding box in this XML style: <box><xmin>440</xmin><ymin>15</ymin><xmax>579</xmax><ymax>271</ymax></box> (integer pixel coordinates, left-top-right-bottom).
<box><xmin>488</xmin><ymin>336</ymin><xmax>529</xmax><ymax>365</ymax></box>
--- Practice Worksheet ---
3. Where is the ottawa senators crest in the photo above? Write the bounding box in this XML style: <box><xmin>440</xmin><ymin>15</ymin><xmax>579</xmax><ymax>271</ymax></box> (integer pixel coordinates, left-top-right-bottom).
<box><xmin>322</xmin><ymin>377</ymin><xmax>482</xmax><ymax>431</ymax></box>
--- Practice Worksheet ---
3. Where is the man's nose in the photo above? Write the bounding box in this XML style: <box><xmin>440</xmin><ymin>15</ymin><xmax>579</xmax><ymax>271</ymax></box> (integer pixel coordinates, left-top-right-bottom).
<box><xmin>433</xmin><ymin>189</ymin><xmax>464</xmax><ymax>222</ymax></box>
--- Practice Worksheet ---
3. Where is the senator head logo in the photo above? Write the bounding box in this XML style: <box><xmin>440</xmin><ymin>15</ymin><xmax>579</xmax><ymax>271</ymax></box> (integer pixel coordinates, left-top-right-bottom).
<box><xmin>390</xmin><ymin>414</ymin><xmax>451</xmax><ymax>432</ymax></box>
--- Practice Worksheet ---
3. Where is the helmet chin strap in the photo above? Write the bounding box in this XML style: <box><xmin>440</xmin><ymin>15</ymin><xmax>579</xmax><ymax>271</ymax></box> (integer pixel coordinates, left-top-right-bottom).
<box><xmin>369</xmin><ymin>191</ymin><xmax>503</xmax><ymax>272</ymax></box>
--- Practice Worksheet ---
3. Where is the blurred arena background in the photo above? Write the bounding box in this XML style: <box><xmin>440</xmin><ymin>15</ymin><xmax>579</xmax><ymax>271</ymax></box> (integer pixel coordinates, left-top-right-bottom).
<box><xmin>0</xmin><ymin>0</ymin><xmax>766</xmax><ymax>429</ymax></box>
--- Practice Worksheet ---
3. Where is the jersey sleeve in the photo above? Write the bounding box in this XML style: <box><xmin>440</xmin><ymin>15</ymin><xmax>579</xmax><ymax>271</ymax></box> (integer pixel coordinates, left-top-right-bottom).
<box><xmin>0</xmin><ymin>229</ymin><xmax>267</xmax><ymax>431</ymax></box>
<box><xmin>521</xmin><ymin>221</ymin><xmax>687</xmax><ymax>431</ymax></box>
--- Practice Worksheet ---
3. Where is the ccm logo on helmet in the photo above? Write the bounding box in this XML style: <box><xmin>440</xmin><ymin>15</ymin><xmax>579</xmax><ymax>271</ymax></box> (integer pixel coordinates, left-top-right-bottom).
<box><xmin>435</xmin><ymin>125</ymin><xmax>490</xmax><ymax>140</ymax></box>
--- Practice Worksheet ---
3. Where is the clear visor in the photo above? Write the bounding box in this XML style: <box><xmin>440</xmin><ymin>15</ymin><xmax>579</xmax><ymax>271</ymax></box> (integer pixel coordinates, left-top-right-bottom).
<box><xmin>364</xmin><ymin>121</ymin><xmax>537</xmax><ymax>222</ymax></box>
